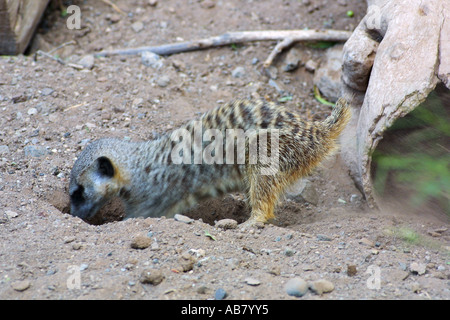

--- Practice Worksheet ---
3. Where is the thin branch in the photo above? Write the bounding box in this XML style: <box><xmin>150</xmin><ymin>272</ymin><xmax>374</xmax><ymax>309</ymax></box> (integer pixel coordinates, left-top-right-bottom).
<box><xmin>263</xmin><ymin>37</ymin><xmax>295</xmax><ymax>68</ymax></box>
<box><xmin>95</xmin><ymin>29</ymin><xmax>352</xmax><ymax>57</ymax></box>
<box><xmin>100</xmin><ymin>0</ymin><xmax>126</xmax><ymax>15</ymax></box>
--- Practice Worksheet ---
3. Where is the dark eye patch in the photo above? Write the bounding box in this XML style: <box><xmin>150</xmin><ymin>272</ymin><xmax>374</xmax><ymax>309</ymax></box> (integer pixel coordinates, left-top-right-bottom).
<box><xmin>71</xmin><ymin>185</ymin><xmax>85</xmax><ymax>206</ymax></box>
<box><xmin>97</xmin><ymin>156</ymin><xmax>114</xmax><ymax>178</ymax></box>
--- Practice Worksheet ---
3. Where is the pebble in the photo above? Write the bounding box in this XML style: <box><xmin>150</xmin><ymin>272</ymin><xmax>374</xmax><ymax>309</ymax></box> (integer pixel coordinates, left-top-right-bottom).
<box><xmin>285</xmin><ymin>179</ymin><xmax>318</xmax><ymax>205</ymax></box>
<box><xmin>24</xmin><ymin>145</ymin><xmax>49</xmax><ymax>158</ymax></box>
<box><xmin>304</xmin><ymin>59</ymin><xmax>318</xmax><ymax>72</ymax></box>
<box><xmin>27</xmin><ymin>107</ymin><xmax>38</xmax><ymax>115</ymax></box>
<box><xmin>140</xmin><ymin>269</ymin><xmax>164</xmax><ymax>285</ymax></box>
<box><xmin>0</xmin><ymin>145</ymin><xmax>9</xmax><ymax>155</ymax></box>
<box><xmin>174</xmin><ymin>214</ymin><xmax>194</xmax><ymax>224</ymax></box>
<box><xmin>141</xmin><ymin>51</ymin><xmax>163</xmax><ymax>69</ymax></box>
<box><xmin>244</xmin><ymin>277</ymin><xmax>261</xmax><ymax>286</ymax></box>
<box><xmin>12</xmin><ymin>280</ymin><xmax>31</xmax><ymax>292</ymax></box>
<box><xmin>285</xmin><ymin>278</ymin><xmax>308</xmax><ymax>297</ymax></box>
<box><xmin>347</xmin><ymin>265</ymin><xmax>357</xmax><ymax>276</ymax></box>
<box><xmin>156</xmin><ymin>75</ymin><xmax>171</xmax><ymax>87</ymax></box>
<box><xmin>309</xmin><ymin>279</ymin><xmax>334</xmax><ymax>295</ymax></box>
<box><xmin>410</xmin><ymin>262</ymin><xmax>427</xmax><ymax>275</ymax></box>
<box><xmin>214</xmin><ymin>288</ymin><xmax>227</xmax><ymax>300</ymax></box>
<box><xmin>231</xmin><ymin>66</ymin><xmax>246</xmax><ymax>78</ymax></box>
<box><xmin>283</xmin><ymin>48</ymin><xmax>302</xmax><ymax>72</ymax></box>
<box><xmin>215</xmin><ymin>218</ymin><xmax>238</xmax><ymax>230</ymax></box>
<box><xmin>131</xmin><ymin>21</ymin><xmax>144</xmax><ymax>33</ymax></box>
<box><xmin>283</xmin><ymin>247</ymin><xmax>295</xmax><ymax>257</ymax></box>
<box><xmin>5</xmin><ymin>210</ymin><xmax>18</xmax><ymax>219</ymax></box>
<box><xmin>78</xmin><ymin>55</ymin><xmax>95</xmax><ymax>70</ymax></box>
<box><xmin>41</xmin><ymin>87</ymin><xmax>54</xmax><ymax>96</ymax></box>
<box><xmin>130</xmin><ymin>234</ymin><xmax>152</xmax><ymax>249</ymax></box>
<box><xmin>316</xmin><ymin>234</ymin><xmax>332</xmax><ymax>241</ymax></box>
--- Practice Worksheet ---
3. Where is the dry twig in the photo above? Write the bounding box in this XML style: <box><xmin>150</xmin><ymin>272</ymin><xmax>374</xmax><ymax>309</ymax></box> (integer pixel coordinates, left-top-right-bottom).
<box><xmin>96</xmin><ymin>29</ymin><xmax>352</xmax><ymax>65</ymax></box>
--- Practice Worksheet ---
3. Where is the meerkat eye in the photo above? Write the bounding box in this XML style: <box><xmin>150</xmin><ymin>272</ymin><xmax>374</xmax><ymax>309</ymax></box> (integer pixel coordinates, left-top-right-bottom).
<box><xmin>71</xmin><ymin>185</ymin><xmax>85</xmax><ymax>205</ymax></box>
<box><xmin>97</xmin><ymin>156</ymin><xmax>114</xmax><ymax>178</ymax></box>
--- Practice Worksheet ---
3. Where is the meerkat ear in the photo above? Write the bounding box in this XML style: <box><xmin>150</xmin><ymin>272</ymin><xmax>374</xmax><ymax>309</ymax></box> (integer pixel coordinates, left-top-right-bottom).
<box><xmin>96</xmin><ymin>156</ymin><xmax>115</xmax><ymax>178</ymax></box>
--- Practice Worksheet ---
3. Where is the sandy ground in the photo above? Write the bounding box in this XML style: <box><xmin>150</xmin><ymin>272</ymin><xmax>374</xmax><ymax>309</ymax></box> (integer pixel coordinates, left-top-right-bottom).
<box><xmin>0</xmin><ymin>0</ymin><xmax>449</xmax><ymax>300</ymax></box>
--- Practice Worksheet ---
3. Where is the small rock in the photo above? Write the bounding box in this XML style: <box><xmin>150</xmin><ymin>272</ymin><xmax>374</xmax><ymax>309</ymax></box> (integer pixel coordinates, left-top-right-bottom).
<box><xmin>80</xmin><ymin>264</ymin><xmax>88</xmax><ymax>271</ymax></box>
<box><xmin>231</xmin><ymin>66</ymin><xmax>246</xmax><ymax>78</ymax></box>
<box><xmin>12</xmin><ymin>280</ymin><xmax>31</xmax><ymax>292</ymax></box>
<box><xmin>269</xmin><ymin>266</ymin><xmax>281</xmax><ymax>276</ymax></box>
<box><xmin>156</xmin><ymin>75</ymin><xmax>171</xmax><ymax>87</ymax></box>
<box><xmin>174</xmin><ymin>214</ymin><xmax>194</xmax><ymax>224</ymax></box>
<box><xmin>245</xmin><ymin>277</ymin><xmax>261</xmax><ymax>286</ymax></box>
<box><xmin>24</xmin><ymin>145</ymin><xmax>49</xmax><ymax>158</ymax></box>
<box><xmin>131</xmin><ymin>21</ymin><xmax>144</xmax><ymax>33</ymax></box>
<box><xmin>140</xmin><ymin>269</ymin><xmax>164</xmax><ymax>285</ymax></box>
<box><xmin>178</xmin><ymin>253</ymin><xmax>196</xmax><ymax>272</ymax></box>
<box><xmin>304</xmin><ymin>59</ymin><xmax>318</xmax><ymax>72</ymax></box>
<box><xmin>347</xmin><ymin>265</ymin><xmax>357</xmax><ymax>276</ymax></box>
<box><xmin>148</xmin><ymin>0</ymin><xmax>158</xmax><ymax>6</ymax></box>
<box><xmin>27</xmin><ymin>107</ymin><xmax>38</xmax><ymax>115</ymax></box>
<box><xmin>0</xmin><ymin>145</ymin><xmax>9</xmax><ymax>155</ymax></box>
<box><xmin>286</xmin><ymin>179</ymin><xmax>319</xmax><ymax>205</ymax></box>
<box><xmin>285</xmin><ymin>278</ymin><xmax>308</xmax><ymax>297</ymax></box>
<box><xmin>284</xmin><ymin>247</ymin><xmax>296</xmax><ymax>257</ymax></box>
<box><xmin>317</xmin><ymin>234</ymin><xmax>332</xmax><ymax>241</ymax></box>
<box><xmin>141</xmin><ymin>51</ymin><xmax>163</xmax><ymax>69</ymax></box>
<box><xmin>410</xmin><ymin>262</ymin><xmax>427</xmax><ymax>275</ymax></box>
<box><xmin>215</xmin><ymin>218</ymin><xmax>238</xmax><ymax>230</ymax></box>
<box><xmin>5</xmin><ymin>210</ymin><xmax>18</xmax><ymax>219</ymax></box>
<box><xmin>359</xmin><ymin>237</ymin><xmax>375</xmax><ymax>247</ymax></box>
<box><xmin>78</xmin><ymin>55</ymin><xmax>95</xmax><ymax>70</ymax></box>
<box><xmin>200</xmin><ymin>0</ymin><xmax>215</xmax><ymax>9</ymax></box>
<box><xmin>41</xmin><ymin>87</ymin><xmax>54</xmax><ymax>96</ymax></box>
<box><xmin>131</xmin><ymin>234</ymin><xmax>152</xmax><ymax>249</ymax></box>
<box><xmin>313</xmin><ymin>45</ymin><xmax>344</xmax><ymax>102</ymax></box>
<box><xmin>309</xmin><ymin>279</ymin><xmax>334</xmax><ymax>295</ymax></box>
<box><xmin>283</xmin><ymin>48</ymin><xmax>302</xmax><ymax>72</ymax></box>
<box><xmin>215</xmin><ymin>288</ymin><xmax>227</xmax><ymax>300</ymax></box>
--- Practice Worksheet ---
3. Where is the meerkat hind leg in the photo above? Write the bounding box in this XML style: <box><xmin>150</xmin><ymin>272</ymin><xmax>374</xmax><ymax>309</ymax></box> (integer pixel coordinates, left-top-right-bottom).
<box><xmin>246</xmin><ymin>171</ymin><xmax>291</xmax><ymax>224</ymax></box>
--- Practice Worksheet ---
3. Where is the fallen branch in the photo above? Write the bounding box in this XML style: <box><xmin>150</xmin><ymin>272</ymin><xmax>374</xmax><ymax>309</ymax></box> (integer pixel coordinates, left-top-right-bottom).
<box><xmin>95</xmin><ymin>29</ymin><xmax>352</xmax><ymax>59</ymax></box>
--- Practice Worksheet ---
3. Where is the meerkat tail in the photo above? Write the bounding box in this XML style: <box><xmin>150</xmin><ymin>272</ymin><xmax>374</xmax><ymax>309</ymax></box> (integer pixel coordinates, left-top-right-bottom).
<box><xmin>321</xmin><ymin>97</ymin><xmax>352</xmax><ymax>140</ymax></box>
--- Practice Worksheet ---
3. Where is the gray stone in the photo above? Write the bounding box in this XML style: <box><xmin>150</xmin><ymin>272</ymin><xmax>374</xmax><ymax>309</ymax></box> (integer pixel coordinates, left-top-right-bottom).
<box><xmin>78</xmin><ymin>54</ymin><xmax>95</xmax><ymax>70</ymax></box>
<box><xmin>141</xmin><ymin>51</ymin><xmax>163</xmax><ymax>69</ymax></box>
<box><xmin>231</xmin><ymin>66</ymin><xmax>246</xmax><ymax>78</ymax></box>
<box><xmin>0</xmin><ymin>145</ymin><xmax>9</xmax><ymax>155</ymax></box>
<box><xmin>313</xmin><ymin>44</ymin><xmax>344</xmax><ymax>102</ymax></box>
<box><xmin>156</xmin><ymin>75</ymin><xmax>170</xmax><ymax>87</ymax></box>
<box><xmin>12</xmin><ymin>280</ymin><xmax>31</xmax><ymax>292</ymax></box>
<box><xmin>131</xmin><ymin>21</ymin><xmax>144</xmax><ymax>33</ymax></box>
<box><xmin>41</xmin><ymin>87</ymin><xmax>54</xmax><ymax>96</ymax></box>
<box><xmin>285</xmin><ymin>179</ymin><xmax>319</xmax><ymax>205</ymax></box>
<box><xmin>283</xmin><ymin>48</ymin><xmax>302</xmax><ymax>72</ymax></box>
<box><xmin>285</xmin><ymin>278</ymin><xmax>308</xmax><ymax>297</ymax></box>
<box><xmin>174</xmin><ymin>214</ymin><xmax>194</xmax><ymax>224</ymax></box>
<box><xmin>215</xmin><ymin>288</ymin><xmax>227</xmax><ymax>300</ymax></box>
<box><xmin>304</xmin><ymin>59</ymin><xmax>318</xmax><ymax>72</ymax></box>
<box><xmin>410</xmin><ymin>262</ymin><xmax>427</xmax><ymax>275</ymax></box>
<box><xmin>24</xmin><ymin>145</ymin><xmax>49</xmax><ymax>158</ymax></box>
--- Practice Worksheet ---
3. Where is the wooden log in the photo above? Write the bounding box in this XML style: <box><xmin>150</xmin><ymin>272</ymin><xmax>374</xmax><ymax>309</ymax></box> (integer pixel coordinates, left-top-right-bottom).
<box><xmin>0</xmin><ymin>0</ymin><xmax>50</xmax><ymax>55</ymax></box>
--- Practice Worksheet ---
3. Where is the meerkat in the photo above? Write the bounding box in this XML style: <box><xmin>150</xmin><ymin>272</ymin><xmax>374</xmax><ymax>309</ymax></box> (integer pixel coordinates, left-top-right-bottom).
<box><xmin>69</xmin><ymin>98</ymin><xmax>351</xmax><ymax>225</ymax></box>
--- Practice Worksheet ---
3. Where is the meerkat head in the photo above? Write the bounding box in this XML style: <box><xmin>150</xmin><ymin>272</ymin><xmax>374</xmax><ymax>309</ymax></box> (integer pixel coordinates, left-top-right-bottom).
<box><xmin>69</xmin><ymin>155</ymin><xmax>122</xmax><ymax>220</ymax></box>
